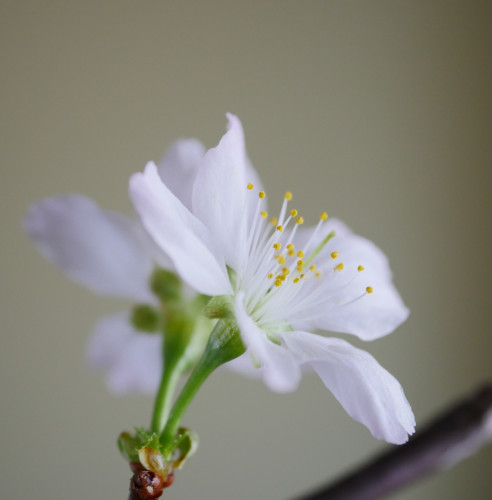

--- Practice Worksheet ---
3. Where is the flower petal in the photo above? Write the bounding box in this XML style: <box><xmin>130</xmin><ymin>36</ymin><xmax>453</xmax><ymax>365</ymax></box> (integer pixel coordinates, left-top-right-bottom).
<box><xmin>130</xmin><ymin>162</ymin><xmax>232</xmax><ymax>296</ymax></box>
<box><xmin>157</xmin><ymin>139</ymin><xmax>205</xmax><ymax>210</ymax></box>
<box><xmin>283</xmin><ymin>331</ymin><xmax>415</xmax><ymax>444</ymax></box>
<box><xmin>87</xmin><ymin>312</ymin><xmax>162</xmax><ymax>395</ymax></box>
<box><xmin>192</xmin><ymin>114</ymin><xmax>256</xmax><ymax>270</ymax></box>
<box><xmin>235</xmin><ymin>292</ymin><xmax>300</xmax><ymax>392</ymax></box>
<box><xmin>294</xmin><ymin>221</ymin><xmax>409</xmax><ymax>340</ymax></box>
<box><xmin>24</xmin><ymin>195</ymin><xmax>153</xmax><ymax>301</ymax></box>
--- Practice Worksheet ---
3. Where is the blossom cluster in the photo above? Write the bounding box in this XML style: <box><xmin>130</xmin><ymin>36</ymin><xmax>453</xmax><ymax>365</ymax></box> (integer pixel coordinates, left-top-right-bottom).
<box><xmin>26</xmin><ymin>114</ymin><xmax>414</xmax><ymax>445</ymax></box>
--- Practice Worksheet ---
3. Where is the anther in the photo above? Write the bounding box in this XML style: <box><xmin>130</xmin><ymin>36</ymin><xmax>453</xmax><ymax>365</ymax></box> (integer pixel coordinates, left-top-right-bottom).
<box><xmin>260</xmin><ymin>211</ymin><xmax>268</xmax><ymax>219</ymax></box>
<box><xmin>290</xmin><ymin>209</ymin><xmax>298</xmax><ymax>217</ymax></box>
<box><xmin>273</xmin><ymin>243</ymin><xmax>281</xmax><ymax>250</ymax></box>
<box><xmin>268</xmin><ymin>273</ymin><xmax>273</xmax><ymax>279</ymax></box>
<box><xmin>293</xmin><ymin>278</ymin><xmax>300</xmax><ymax>283</ymax></box>
<box><xmin>275</xmin><ymin>279</ymin><xmax>283</xmax><ymax>287</ymax></box>
<box><xmin>270</xmin><ymin>217</ymin><xmax>278</xmax><ymax>226</ymax></box>
<box><xmin>247</xmin><ymin>183</ymin><xmax>254</xmax><ymax>190</ymax></box>
<box><xmin>310</xmin><ymin>264</ymin><xmax>316</xmax><ymax>271</ymax></box>
<box><xmin>288</xmin><ymin>249</ymin><xmax>295</xmax><ymax>257</ymax></box>
<box><xmin>276</xmin><ymin>225</ymin><xmax>283</xmax><ymax>232</ymax></box>
<box><xmin>297</xmin><ymin>250</ymin><xmax>304</xmax><ymax>258</ymax></box>
<box><xmin>334</xmin><ymin>263</ymin><xmax>344</xmax><ymax>272</ymax></box>
<box><xmin>259</xmin><ymin>191</ymin><xmax>265</xmax><ymax>199</ymax></box>
<box><xmin>287</xmin><ymin>244</ymin><xmax>294</xmax><ymax>250</ymax></box>
<box><xmin>358</xmin><ymin>265</ymin><xmax>365</xmax><ymax>272</ymax></box>
<box><xmin>284</xmin><ymin>191</ymin><xmax>293</xmax><ymax>200</ymax></box>
<box><xmin>320</xmin><ymin>212</ymin><xmax>328</xmax><ymax>221</ymax></box>
<box><xmin>366</xmin><ymin>286</ymin><xmax>373</xmax><ymax>294</ymax></box>
<box><xmin>282</xmin><ymin>267</ymin><xmax>290</xmax><ymax>276</ymax></box>
<box><xmin>296</xmin><ymin>217</ymin><xmax>304</xmax><ymax>225</ymax></box>
<box><xmin>315</xmin><ymin>272</ymin><xmax>322</xmax><ymax>278</ymax></box>
<box><xmin>331</xmin><ymin>251</ymin><xmax>338</xmax><ymax>259</ymax></box>
<box><xmin>278</xmin><ymin>256</ymin><xmax>286</xmax><ymax>265</ymax></box>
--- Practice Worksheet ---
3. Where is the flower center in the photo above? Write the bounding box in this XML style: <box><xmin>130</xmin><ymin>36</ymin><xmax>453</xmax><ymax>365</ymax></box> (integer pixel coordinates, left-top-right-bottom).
<box><xmin>233</xmin><ymin>183</ymin><xmax>371</xmax><ymax>330</ymax></box>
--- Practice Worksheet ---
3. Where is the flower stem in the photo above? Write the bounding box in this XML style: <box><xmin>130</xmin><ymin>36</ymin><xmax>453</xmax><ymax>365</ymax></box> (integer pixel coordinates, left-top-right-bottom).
<box><xmin>159</xmin><ymin>319</ymin><xmax>245</xmax><ymax>453</ymax></box>
<box><xmin>151</xmin><ymin>356</ymin><xmax>186</xmax><ymax>435</ymax></box>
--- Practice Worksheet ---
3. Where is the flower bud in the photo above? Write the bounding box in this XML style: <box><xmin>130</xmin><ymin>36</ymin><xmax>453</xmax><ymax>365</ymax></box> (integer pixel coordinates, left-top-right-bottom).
<box><xmin>131</xmin><ymin>305</ymin><xmax>160</xmax><ymax>333</ymax></box>
<box><xmin>151</xmin><ymin>269</ymin><xmax>181</xmax><ymax>301</ymax></box>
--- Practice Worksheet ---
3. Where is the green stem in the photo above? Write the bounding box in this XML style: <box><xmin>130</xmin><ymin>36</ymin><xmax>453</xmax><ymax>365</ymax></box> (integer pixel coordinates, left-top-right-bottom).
<box><xmin>151</xmin><ymin>356</ymin><xmax>186</xmax><ymax>435</ymax></box>
<box><xmin>159</xmin><ymin>319</ymin><xmax>245</xmax><ymax>453</ymax></box>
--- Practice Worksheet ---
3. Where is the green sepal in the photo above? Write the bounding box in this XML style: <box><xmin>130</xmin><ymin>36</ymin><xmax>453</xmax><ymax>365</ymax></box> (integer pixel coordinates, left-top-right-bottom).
<box><xmin>203</xmin><ymin>295</ymin><xmax>235</xmax><ymax>319</ymax></box>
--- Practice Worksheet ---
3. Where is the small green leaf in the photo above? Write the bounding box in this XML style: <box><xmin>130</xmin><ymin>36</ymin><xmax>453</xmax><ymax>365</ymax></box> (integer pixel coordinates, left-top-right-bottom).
<box><xmin>172</xmin><ymin>427</ymin><xmax>199</xmax><ymax>469</ymax></box>
<box><xmin>117</xmin><ymin>431</ymin><xmax>140</xmax><ymax>462</ymax></box>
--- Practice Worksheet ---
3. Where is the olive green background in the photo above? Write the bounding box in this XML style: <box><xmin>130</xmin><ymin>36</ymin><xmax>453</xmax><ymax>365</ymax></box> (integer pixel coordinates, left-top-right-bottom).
<box><xmin>1</xmin><ymin>1</ymin><xmax>491</xmax><ymax>499</ymax></box>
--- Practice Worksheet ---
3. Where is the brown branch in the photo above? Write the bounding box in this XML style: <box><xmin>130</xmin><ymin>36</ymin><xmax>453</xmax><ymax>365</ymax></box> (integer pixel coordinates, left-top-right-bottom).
<box><xmin>296</xmin><ymin>383</ymin><xmax>492</xmax><ymax>500</ymax></box>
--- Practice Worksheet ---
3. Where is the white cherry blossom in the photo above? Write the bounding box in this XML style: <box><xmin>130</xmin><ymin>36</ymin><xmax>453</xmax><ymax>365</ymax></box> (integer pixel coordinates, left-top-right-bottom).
<box><xmin>24</xmin><ymin>139</ymin><xmax>206</xmax><ymax>394</ymax></box>
<box><xmin>130</xmin><ymin>114</ymin><xmax>415</xmax><ymax>444</ymax></box>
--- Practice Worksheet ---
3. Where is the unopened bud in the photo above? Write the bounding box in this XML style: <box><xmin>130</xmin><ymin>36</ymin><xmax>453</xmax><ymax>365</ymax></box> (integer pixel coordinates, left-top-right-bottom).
<box><xmin>151</xmin><ymin>269</ymin><xmax>182</xmax><ymax>301</ymax></box>
<box><xmin>131</xmin><ymin>305</ymin><xmax>160</xmax><ymax>333</ymax></box>
<box><xmin>129</xmin><ymin>470</ymin><xmax>165</xmax><ymax>499</ymax></box>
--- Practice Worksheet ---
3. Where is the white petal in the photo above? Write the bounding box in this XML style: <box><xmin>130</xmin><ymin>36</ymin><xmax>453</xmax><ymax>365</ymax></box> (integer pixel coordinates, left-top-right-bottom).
<box><xmin>87</xmin><ymin>312</ymin><xmax>162</xmax><ymax>395</ymax></box>
<box><xmin>295</xmin><ymin>222</ymin><xmax>409</xmax><ymax>340</ymax></box>
<box><xmin>130</xmin><ymin>162</ymin><xmax>232</xmax><ymax>296</ymax></box>
<box><xmin>283</xmin><ymin>331</ymin><xmax>415</xmax><ymax>444</ymax></box>
<box><xmin>235</xmin><ymin>292</ymin><xmax>300</xmax><ymax>392</ymax></box>
<box><xmin>192</xmin><ymin>114</ymin><xmax>255</xmax><ymax>270</ymax></box>
<box><xmin>25</xmin><ymin>195</ymin><xmax>153</xmax><ymax>301</ymax></box>
<box><xmin>157</xmin><ymin>139</ymin><xmax>205</xmax><ymax>210</ymax></box>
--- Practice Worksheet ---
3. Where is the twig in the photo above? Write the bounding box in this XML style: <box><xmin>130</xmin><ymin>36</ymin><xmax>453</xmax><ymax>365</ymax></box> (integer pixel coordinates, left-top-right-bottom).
<box><xmin>296</xmin><ymin>383</ymin><xmax>492</xmax><ymax>500</ymax></box>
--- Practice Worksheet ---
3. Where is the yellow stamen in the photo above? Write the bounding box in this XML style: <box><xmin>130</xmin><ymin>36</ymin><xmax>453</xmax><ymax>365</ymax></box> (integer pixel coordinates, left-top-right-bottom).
<box><xmin>259</xmin><ymin>191</ymin><xmax>265</xmax><ymax>199</ymax></box>
<box><xmin>275</xmin><ymin>279</ymin><xmax>283</xmax><ymax>287</ymax></box>
<box><xmin>315</xmin><ymin>272</ymin><xmax>322</xmax><ymax>278</ymax></box>
<box><xmin>358</xmin><ymin>265</ymin><xmax>365</xmax><ymax>272</ymax></box>
<box><xmin>297</xmin><ymin>250</ymin><xmax>304</xmax><ymax>258</ymax></box>
<box><xmin>284</xmin><ymin>191</ymin><xmax>293</xmax><ymax>200</ymax></box>
<box><xmin>300</xmin><ymin>274</ymin><xmax>305</xmax><ymax>278</ymax></box>
<box><xmin>288</xmin><ymin>250</ymin><xmax>295</xmax><ymax>257</ymax></box>
<box><xmin>310</xmin><ymin>264</ymin><xmax>316</xmax><ymax>271</ymax></box>
<box><xmin>296</xmin><ymin>217</ymin><xmax>304</xmax><ymax>225</ymax></box>
<box><xmin>273</xmin><ymin>243</ymin><xmax>281</xmax><ymax>251</ymax></box>
<box><xmin>260</xmin><ymin>211</ymin><xmax>268</xmax><ymax>219</ymax></box>
<box><xmin>278</xmin><ymin>256</ymin><xmax>286</xmax><ymax>265</ymax></box>
<box><xmin>320</xmin><ymin>212</ymin><xmax>328</xmax><ymax>221</ymax></box>
<box><xmin>276</xmin><ymin>225</ymin><xmax>283</xmax><ymax>232</ymax></box>
<box><xmin>282</xmin><ymin>267</ymin><xmax>290</xmax><ymax>276</ymax></box>
<box><xmin>331</xmin><ymin>251</ymin><xmax>338</xmax><ymax>259</ymax></box>
<box><xmin>267</xmin><ymin>273</ymin><xmax>273</xmax><ymax>279</ymax></box>
<box><xmin>334</xmin><ymin>263</ymin><xmax>344</xmax><ymax>272</ymax></box>
<box><xmin>287</xmin><ymin>243</ymin><xmax>294</xmax><ymax>250</ymax></box>
<box><xmin>290</xmin><ymin>209</ymin><xmax>298</xmax><ymax>217</ymax></box>
<box><xmin>247</xmin><ymin>183</ymin><xmax>254</xmax><ymax>190</ymax></box>
<box><xmin>270</xmin><ymin>217</ymin><xmax>278</xmax><ymax>226</ymax></box>
<box><xmin>293</xmin><ymin>277</ymin><xmax>300</xmax><ymax>283</ymax></box>
<box><xmin>366</xmin><ymin>286</ymin><xmax>373</xmax><ymax>294</ymax></box>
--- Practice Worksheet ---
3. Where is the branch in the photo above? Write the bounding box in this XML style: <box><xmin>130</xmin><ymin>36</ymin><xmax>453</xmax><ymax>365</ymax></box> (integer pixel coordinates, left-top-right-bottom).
<box><xmin>296</xmin><ymin>383</ymin><xmax>492</xmax><ymax>500</ymax></box>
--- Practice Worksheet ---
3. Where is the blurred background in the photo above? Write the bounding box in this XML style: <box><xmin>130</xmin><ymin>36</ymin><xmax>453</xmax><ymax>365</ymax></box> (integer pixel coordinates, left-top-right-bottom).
<box><xmin>1</xmin><ymin>1</ymin><xmax>491</xmax><ymax>499</ymax></box>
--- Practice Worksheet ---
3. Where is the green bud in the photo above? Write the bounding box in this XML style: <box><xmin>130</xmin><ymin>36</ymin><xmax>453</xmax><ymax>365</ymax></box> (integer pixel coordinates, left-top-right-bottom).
<box><xmin>151</xmin><ymin>268</ymin><xmax>182</xmax><ymax>301</ymax></box>
<box><xmin>203</xmin><ymin>295</ymin><xmax>235</xmax><ymax>319</ymax></box>
<box><xmin>131</xmin><ymin>305</ymin><xmax>161</xmax><ymax>332</ymax></box>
